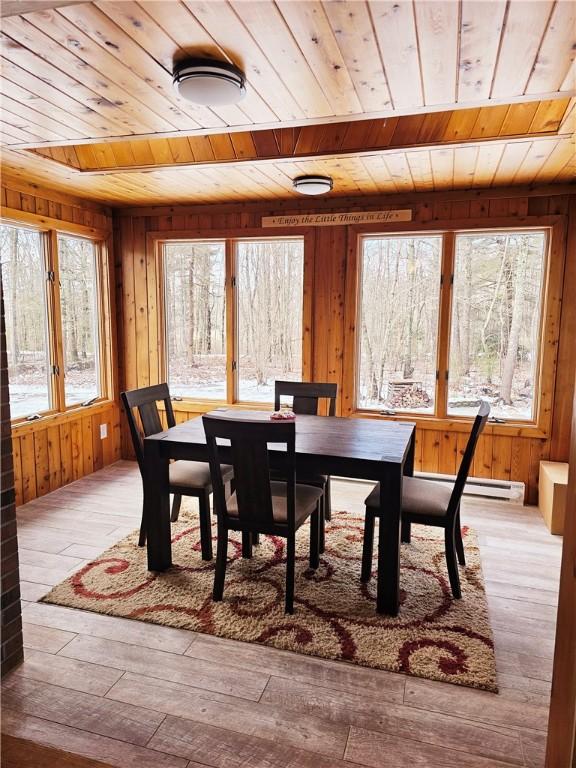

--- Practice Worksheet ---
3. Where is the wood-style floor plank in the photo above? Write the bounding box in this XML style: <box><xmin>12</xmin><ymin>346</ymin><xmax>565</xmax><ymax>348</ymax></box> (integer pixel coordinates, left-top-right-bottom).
<box><xmin>1</xmin><ymin>710</ymin><xmax>188</xmax><ymax>768</ymax></box>
<box><xmin>345</xmin><ymin>725</ymin><xmax>521</xmax><ymax>768</ymax></box>
<box><xmin>184</xmin><ymin>632</ymin><xmax>406</xmax><ymax>702</ymax></box>
<box><xmin>22</xmin><ymin>601</ymin><xmax>195</xmax><ymax>654</ymax></box>
<box><xmin>22</xmin><ymin>622</ymin><xmax>76</xmax><ymax>653</ymax></box>
<box><xmin>259</xmin><ymin>676</ymin><xmax>525</xmax><ymax>765</ymax></box>
<box><xmin>2</xmin><ymin>461</ymin><xmax>563</xmax><ymax>768</ymax></box>
<box><xmin>148</xmin><ymin>714</ymin><xmax>353</xmax><ymax>768</ymax></box>
<box><xmin>13</xmin><ymin>649</ymin><xmax>123</xmax><ymax>696</ymax></box>
<box><xmin>59</xmin><ymin>634</ymin><xmax>270</xmax><ymax>701</ymax></box>
<box><xmin>2</xmin><ymin>676</ymin><xmax>165</xmax><ymax>746</ymax></box>
<box><xmin>404</xmin><ymin>677</ymin><xmax>549</xmax><ymax>731</ymax></box>
<box><xmin>1</xmin><ymin>734</ymin><xmax>116</xmax><ymax>768</ymax></box>
<box><xmin>105</xmin><ymin>672</ymin><xmax>349</xmax><ymax>758</ymax></box>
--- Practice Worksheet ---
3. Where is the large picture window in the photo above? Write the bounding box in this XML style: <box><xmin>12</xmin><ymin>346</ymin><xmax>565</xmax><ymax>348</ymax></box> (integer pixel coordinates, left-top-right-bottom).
<box><xmin>162</xmin><ymin>236</ymin><xmax>304</xmax><ymax>403</ymax></box>
<box><xmin>358</xmin><ymin>235</ymin><xmax>442</xmax><ymax>413</ymax></box>
<box><xmin>356</xmin><ymin>228</ymin><xmax>549</xmax><ymax>424</ymax></box>
<box><xmin>237</xmin><ymin>239</ymin><xmax>304</xmax><ymax>402</ymax></box>
<box><xmin>0</xmin><ymin>225</ymin><xmax>51</xmax><ymax>419</ymax></box>
<box><xmin>59</xmin><ymin>234</ymin><xmax>102</xmax><ymax>406</ymax></box>
<box><xmin>164</xmin><ymin>241</ymin><xmax>226</xmax><ymax>399</ymax></box>
<box><xmin>448</xmin><ymin>232</ymin><xmax>547</xmax><ymax>420</ymax></box>
<box><xmin>0</xmin><ymin>222</ymin><xmax>109</xmax><ymax>422</ymax></box>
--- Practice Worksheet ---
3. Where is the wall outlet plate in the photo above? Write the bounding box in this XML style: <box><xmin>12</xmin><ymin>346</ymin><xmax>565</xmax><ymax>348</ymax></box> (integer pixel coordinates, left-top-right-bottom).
<box><xmin>100</xmin><ymin>423</ymin><xmax>108</xmax><ymax>440</ymax></box>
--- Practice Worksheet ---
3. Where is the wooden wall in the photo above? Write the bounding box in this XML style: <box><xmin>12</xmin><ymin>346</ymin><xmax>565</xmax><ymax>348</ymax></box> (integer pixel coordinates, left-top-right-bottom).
<box><xmin>114</xmin><ymin>188</ymin><xmax>575</xmax><ymax>504</ymax></box>
<box><xmin>1</xmin><ymin>179</ymin><xmax>122</xmax><ymax>507</ymax></box>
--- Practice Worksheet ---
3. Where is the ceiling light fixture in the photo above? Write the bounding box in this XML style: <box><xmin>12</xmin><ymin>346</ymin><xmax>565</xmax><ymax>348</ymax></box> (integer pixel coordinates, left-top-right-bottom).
<box><xmin>293</xmin><ymin>175</ymin><xmax>333</xmax><ymax>196</ymax></box>
<box><xmin>173</xmin><ymin>58</ymin><xmax>246</xmax><ymax>106</ymax></box>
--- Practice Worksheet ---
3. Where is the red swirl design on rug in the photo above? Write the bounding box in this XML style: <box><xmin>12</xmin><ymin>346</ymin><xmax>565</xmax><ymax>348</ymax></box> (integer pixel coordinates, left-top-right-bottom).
<box><xmin>44</xmin><ymin>507</ymin><xmax>497</xmax><ymax>692</ymax></box>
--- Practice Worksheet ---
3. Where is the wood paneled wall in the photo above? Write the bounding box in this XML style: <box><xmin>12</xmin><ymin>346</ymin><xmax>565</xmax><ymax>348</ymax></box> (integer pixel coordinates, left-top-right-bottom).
<box><xmin>1</xmin><ymin>181</ymin><xmax>122</xmax><ymax>506</ymax></box>
<box><xmin>115</xmin><ymin>188</ymin><xmax>576</xmax><ymax>504</ymax></box>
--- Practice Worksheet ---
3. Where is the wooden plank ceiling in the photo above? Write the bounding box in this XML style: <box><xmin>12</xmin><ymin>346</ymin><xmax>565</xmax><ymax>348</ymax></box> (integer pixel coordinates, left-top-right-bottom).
<box><xmin>0</xmin><ymin>0</ymin><xmax>574</xmax><ymax>205</ymax></box>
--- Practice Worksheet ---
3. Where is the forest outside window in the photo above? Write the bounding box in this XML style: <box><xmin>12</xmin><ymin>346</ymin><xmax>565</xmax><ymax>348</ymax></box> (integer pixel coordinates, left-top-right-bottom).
<box><xmin>448</xmin><ymin>231</ymin><xmax>547</xmax><ymax>421</ymax></box>
<box><xmin>356</xmin><ymin>228</ymin><xmax>549</xmax><ymax>424</ymax></box>
<box><xmin>0</xmin><ymin>224</ymin><xmax>51</xmax><ymax>419</ymax></box>
<box><xmin>237</xmin><ymin>238</ymin><xmax>304</xmax><ymax>402</ymax></box>
<box><xmin>162</xmin><ymin>236</ymin><xmax>304</xmax><ymax>403</ymax></box>
<box><xmin>58</xmin><ymin>234</ymin><xmax>102</xmax><ymax>406</ymax></box>
<box><xmin>358</xmin><ymin>235</ymin><xmax>442</xmax><ymax>413</ymax></box>
<box><xmin>0</xmin><ymin>222</ymin><xmax>109</xmax><ymax>422</ymax></box>
<box><xmin>164</xmin><ymin>240</ymin><xmax>227</xmax><ymax>399</ymax></box>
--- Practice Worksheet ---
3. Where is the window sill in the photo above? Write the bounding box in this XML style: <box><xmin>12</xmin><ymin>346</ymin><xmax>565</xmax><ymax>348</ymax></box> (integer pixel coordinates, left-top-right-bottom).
<box><xmin>350</xmin><ymin>409</ymin><xmax>548</xmax><ymax>439</ymax></box>
<box><xmin>162</xmin><ymin>399</ymin><xmax>273</xmax><ymax>414</ymax></box>
<box><xmin>11</xmin><ymin>399</ymin><xmax>118</xmax><ymax>435</ymax></box>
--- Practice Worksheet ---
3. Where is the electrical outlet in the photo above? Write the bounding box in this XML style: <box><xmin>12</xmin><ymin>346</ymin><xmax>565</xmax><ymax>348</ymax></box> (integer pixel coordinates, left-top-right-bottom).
<box><xmin>100</xmin><ymin>423</ymin><xmax>108</xmax><ymax>440</ymax></box>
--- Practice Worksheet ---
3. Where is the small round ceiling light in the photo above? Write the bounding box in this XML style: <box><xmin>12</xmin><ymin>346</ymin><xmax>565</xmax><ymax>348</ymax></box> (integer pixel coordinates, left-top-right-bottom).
<box><xmin>293</xmin><ymin>175</ymin><xmax>333</xmax><ymax>196</ymax></box>
<box><xmin>173</xmin><ymin>58</ymin><xmax>246</xmax><ymax>106</ymax></box>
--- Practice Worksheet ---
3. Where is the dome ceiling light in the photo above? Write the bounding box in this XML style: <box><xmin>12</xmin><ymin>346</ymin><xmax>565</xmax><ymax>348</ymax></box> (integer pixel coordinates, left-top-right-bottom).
<box><xmin>173</xmin><ymin>58</ymin><xmax>246</xmax><ymax>106</ymax></box>
<box><xmin>293</xmin><ymin>175</ymin><xmax>333</xmax><ymax>196</ymax></box>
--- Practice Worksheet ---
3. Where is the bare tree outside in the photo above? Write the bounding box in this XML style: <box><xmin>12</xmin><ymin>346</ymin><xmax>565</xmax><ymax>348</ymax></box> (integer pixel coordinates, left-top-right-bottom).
<box><xmin>58</xmin><ymin>234</ymin><xmax>101</xmax><ymax>405</ymax></box>
<box><xmin>448</xmin><ymin>231</ymin><xmax>546</xmax><ymax>419</ymax></box>
<box><xmin>358</xmin><ymin>236</ymin><xmax>442</xmax><ymax>413</ymax></box>
<box><xmin>164</xmin><ymin>241</ymin><xmax>226</xmax><ymax>399</ymax></box>
<box><xmin>237</xmin><ymin>238</ymin><xmax>303</xmax><ymax>402</ymax></box>
<box><xmin>0</xmin><ymin>224</ymin><xmax>51</xmax><ymax>418</ymax></box>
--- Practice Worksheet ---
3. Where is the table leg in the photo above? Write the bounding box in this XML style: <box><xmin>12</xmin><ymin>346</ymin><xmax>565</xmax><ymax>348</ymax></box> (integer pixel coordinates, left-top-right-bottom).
<box><xmin>377</xmin><ymin>465</ymin><xmax>403</xmax><ymax>615</ymax></box>
<box><xmin>405</xmin><ymin>429</ymin><xmax>415</xmax><ymax>478</ymax></box>
<box><xmin>144</xmin><ymin>439</ymin><xmax>172</xmax><ymax>571</ymax></box>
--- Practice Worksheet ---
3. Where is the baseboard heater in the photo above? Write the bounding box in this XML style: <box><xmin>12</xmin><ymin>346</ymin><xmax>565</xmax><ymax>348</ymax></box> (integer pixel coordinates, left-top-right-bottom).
<box><xmin>337</xmin><ymin>473</ymin><xmax>525</xmax><ymax>504</ymax></box>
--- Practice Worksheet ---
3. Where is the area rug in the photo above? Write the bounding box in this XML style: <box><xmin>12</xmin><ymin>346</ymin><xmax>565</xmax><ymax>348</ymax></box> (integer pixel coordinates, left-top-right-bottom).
<box><xmin>42</xmin><ymin>504</ymin><xmax>497</xmax><ymax>691</ymax></box>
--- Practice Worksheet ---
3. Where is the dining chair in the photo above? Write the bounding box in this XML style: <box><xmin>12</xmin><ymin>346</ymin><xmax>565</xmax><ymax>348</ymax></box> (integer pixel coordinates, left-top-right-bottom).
<box><xmin>121</xmin><ymin>383</ymin><xmax>233</xmax><ymax>558</ymax></box>
<box><xmin>274</xmin><ymin>380</ymin><xmax>337</xmax><ymax>530</ymax></box>
<box><xmin>203</xmin><ymin>414</ymin><xmax>324</xmax><ymax>614</ymax></box>
<box><xmin>361</xmin><ymin>401</ymin><xmax>490</xmax><ymax>599</ymax></box>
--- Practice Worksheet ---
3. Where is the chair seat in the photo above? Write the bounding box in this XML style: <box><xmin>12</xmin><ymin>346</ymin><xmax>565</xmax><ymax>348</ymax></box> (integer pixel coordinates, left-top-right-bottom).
<box><xmin>227</xmin><ymin>481</ymin><xmax>323</xmax><ymax>526</ymax></box>
<box><xmin>365</xmin><ymin>476</ymin><xmax>452</xmax><ymax>518</ymax></box>
<box><xmin>169</xmin><ymin>460</ymin><xmax>232</xmax><ymax>490</ymax></box>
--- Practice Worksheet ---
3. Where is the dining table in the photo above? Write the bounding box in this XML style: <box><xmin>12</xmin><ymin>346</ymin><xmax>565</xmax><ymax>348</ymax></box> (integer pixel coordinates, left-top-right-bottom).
<box><xmin>142</xmin><ymin>410</ymin><xmax>415</xmax><ymax>616</ymax></box>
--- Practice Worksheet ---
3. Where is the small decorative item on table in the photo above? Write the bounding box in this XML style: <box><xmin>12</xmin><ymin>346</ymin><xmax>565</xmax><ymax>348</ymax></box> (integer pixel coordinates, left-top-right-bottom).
<box><xmin>270</xmin><ymin>408</ymin><xmax>296</xmax><ymax>420</ymax></box>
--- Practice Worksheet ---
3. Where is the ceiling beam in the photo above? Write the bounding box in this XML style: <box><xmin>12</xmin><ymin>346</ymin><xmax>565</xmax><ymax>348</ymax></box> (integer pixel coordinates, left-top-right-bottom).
<box><xmin>1</xmin><ymin>1</ymin><xmax>87</xmax><ymax>17</ymax></box>
<box><xmin>4</xmin><ymin>89</ymin><xmax>575</xmax><ymax>151</ymax></box>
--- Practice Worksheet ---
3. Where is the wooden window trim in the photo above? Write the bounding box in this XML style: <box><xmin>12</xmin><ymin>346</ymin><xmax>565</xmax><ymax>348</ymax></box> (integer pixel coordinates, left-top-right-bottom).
<box><xmin>342</xmin><ymin>216</ymin><xmax>566</xmax><ymax>439</ymax></box>
<box><xmin>2</xmin><ymin>211</ymin><xmax>115</xmax><ymax>426</ymax></box>
<box><xmin>151</xmin><ymin>227</ymin><xmax>313</xmax><ymax>407</ymax></box>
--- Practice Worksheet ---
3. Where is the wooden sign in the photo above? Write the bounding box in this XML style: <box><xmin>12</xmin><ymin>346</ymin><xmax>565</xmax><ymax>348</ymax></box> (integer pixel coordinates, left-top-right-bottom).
<box><xmin>262</xmin><ymin>209</ymin><xmax>412</xmax><ymax>228</ymax></box>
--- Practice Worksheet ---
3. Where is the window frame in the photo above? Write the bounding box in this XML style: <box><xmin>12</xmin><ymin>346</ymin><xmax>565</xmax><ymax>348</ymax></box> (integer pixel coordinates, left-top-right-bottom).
<box><xmin>1</xmin><ymin>214</ymin><xmax>114</xmax><ymax>426</ymax></box>
<box><xmin>343</xmin><ymin>216</ymin><xmax>566</xmax><ymax>438</ymax></box>
<box><xmin>154</xmin><ymin>228</ymin><xmax>312</xmax><ymax>407</ymax></box>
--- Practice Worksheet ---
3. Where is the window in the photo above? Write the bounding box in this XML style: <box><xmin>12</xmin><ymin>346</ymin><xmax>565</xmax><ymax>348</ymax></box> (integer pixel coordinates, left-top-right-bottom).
<box><xmin>358</xmin><ymin>235</ymin><xmax>442</xmax><ymax>413</ymax></box>
<box><xmin>164</xmin><ymin>241</ymin><xmax>226</xmax><ymax>399</ymax></box>
<box><xmin>0</xmin><ymin>222</ymin><xmax>109</xmax><ymax>422</ymax></box>
<box><xmin>162</xmin><ymin>236</ymin><xmax>304</xmax><ymax>403</ymax></box>
<box><xmin>237</xmin><ymin>239</ymin><xmax>304</xmax><ymax>402</ymax></box>
<box><xmin>448</xmin><ymin>231</ymin><xmax>547</xmax><ymax>420</ymax></box>
<box><xmin>0</xmin><ymin>225</ymin><xmax>51</xmax><ymax>419</ymax></box>
<box><xmin>58</xmin><ymin>235</ymin><xmax>101</xmax><ymax>406</ymax></box>
<box><xmin>356</xmin><ymin>228</ymin><xmax>550</xmax><ymax>424</ymax></box>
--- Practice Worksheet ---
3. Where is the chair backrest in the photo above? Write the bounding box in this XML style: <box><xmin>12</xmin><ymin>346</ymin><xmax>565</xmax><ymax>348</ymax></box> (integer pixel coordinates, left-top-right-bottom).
<box><xmin>203</xmin><ymin>415</ymin><xmax>296</xmax><ymax>529</ymax></box>
<box><xmin>447</xmin><ymin>401</ymin><xmax>491</xmax><ymax>519</ymax></box>
<box><xmin>120</xmin><ymin>384</ymin><xmax>176</xmax><ymax>472</ymax></box>
<box><xmin>274</xmin><ymin>380</ymin><xmax>337</xmax><ymax>416</ymax></box>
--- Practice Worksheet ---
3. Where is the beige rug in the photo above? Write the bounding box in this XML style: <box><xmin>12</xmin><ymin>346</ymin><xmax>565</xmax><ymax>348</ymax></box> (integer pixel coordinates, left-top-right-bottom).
<box><xmin>43</xmin><ymin>503</ymin><xmax>497</xmax><ymax>691</ymax></box>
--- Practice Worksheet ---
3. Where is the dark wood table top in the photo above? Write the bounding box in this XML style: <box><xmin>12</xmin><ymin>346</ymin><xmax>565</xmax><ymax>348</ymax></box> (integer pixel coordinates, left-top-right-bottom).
<box><xmin>146</xmin><ymin>410</ymin><xmax>415</xmax><ymax>479</ymax></box>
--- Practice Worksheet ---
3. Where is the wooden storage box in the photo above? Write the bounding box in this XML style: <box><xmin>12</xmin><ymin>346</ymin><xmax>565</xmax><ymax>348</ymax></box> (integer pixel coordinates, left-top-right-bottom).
<box><xmin>538</xmin><ymin>461</ymin><xmax>569</xmax><ymax>535</ymax></box>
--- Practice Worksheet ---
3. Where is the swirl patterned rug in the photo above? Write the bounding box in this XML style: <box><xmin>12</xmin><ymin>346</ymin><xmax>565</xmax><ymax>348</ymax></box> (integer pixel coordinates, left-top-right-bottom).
<box><xmin>42</xmin><ymin>503</ymin><xmax>497</xmax><ymax>692</ymax></box>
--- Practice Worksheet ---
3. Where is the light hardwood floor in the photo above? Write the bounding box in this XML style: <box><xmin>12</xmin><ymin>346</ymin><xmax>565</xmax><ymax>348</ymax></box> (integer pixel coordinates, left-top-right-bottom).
<box><xmin>1</xmin><ymin>461</ymin><xmax>562</xmax><ymax>767</ymax></box>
